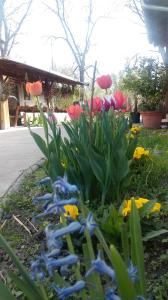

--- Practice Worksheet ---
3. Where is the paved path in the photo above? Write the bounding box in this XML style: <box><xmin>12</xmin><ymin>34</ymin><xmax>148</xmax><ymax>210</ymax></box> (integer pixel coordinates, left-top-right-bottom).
<box><xmin>0</xmin><ymin>127</ymin><xmax>44</xmax><ymax>198</ymax></box>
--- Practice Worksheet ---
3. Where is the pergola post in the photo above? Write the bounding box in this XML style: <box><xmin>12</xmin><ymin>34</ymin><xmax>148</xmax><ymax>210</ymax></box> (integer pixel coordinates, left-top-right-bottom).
<box><xmin>0</xmin><ymin>99</ymin><xmax>10</xmax><ymax>129</ymax></box>
<box><xmin>0</xmin><ymin>79</ymin><xmax>10</xmax><ymax>129</ymax></box>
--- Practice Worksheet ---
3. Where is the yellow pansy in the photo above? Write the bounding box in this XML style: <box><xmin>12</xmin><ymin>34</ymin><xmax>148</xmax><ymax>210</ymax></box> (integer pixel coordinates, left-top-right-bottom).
<box><xmin>121</xmin><ymin>197</ymin><xmax>161</xmax><ymax>217</ymax></box>
<box><xmin>126</xmin><ymin>133</ymin><xmax>134</xmax><ymax>140</ymax></box>
<box><xmin>64</xmin><ymin>205</ymin><xmax>79</xmax><ymax>219</ymax></box>
<box><xmin>133</xmin><ymin>147</ymin><xmax>149</xmax><ymax>159</ymax></box>
<box><xmin>130</xmin><ymin>127</ymin><xmax>142</xmax><ymax>134</ymax></box>
<box><xmin>151</xmin><ymin>202</ymin><xmax>161</xmax><ymax>213</ymax></box>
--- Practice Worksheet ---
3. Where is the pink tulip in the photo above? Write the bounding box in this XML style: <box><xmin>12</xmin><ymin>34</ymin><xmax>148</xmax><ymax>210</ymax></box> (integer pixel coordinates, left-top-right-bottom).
<box><xmin>96</xmin><ymin>75</ymin><xmax>112</xmax><ymax>89</ymax></box>
<box><xmin>88</xmin><ymin>97</ymin><xmax>102</xmax><ymax>113</ymax></box>
<box><xmin>114</xmin><ymin>90</ymin><xmax>126</xmax><ymax>109</ymax></box>
<box><xmin>67</xmin><ymin>104</ymin><xmax>83</xmax><ymax>120</ymax></box>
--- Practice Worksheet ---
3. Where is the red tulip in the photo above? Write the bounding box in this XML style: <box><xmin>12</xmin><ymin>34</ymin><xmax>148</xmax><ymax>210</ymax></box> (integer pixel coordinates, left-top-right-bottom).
<box><xmin>67</xmin><ymin>104</ymin><xmax>83</xmax><ymax>120</ymax></box>
<box><xmin>96</xmin><ymin>75</ymin><xmax>112</xmax><ymax>89</ymax></box>
<box><xmin>114</xmin><ymin>90</ymin><xmax>126</xmax><ymax>109</ymax></box>
<box><xmin>26</xmin><ymin>81</ymin><xmax>42</xmax><ymax>96</ymax></box>
<box><xmin>88</xmin><ymin>97</ymin><xmax>102</xmax><ymax>113</ymax></box>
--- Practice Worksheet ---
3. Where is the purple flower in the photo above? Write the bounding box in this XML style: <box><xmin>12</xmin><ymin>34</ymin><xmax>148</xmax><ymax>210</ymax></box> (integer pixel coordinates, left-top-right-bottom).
<box><xmin>42</xmin><ymin>254</ymin><xmax>78</xmax><ymax>276</ymax></box>
<box><xmin>38</xmin><ymin>177</ymin><xmax>51</xmax><ymax>186</ymax></box>
<box><xmin>105</xmin><ymin>287</ymin><xmax>121</xmax><ymax>300</ymax></box>
<box><xmin>45</xmin><ymin>225</ymin><xmax>63</xmax><ymax>253</ymax></box>
<box><xmin>51</xmin><ymin>221</ymin><xmax>82</xmax><ymax>239</ymax></box>
<box><xmin>60</xmin><ymin>265</ymin><xmax>70</xmax><ymax>276</ymax></box>
<box><xmin>52</xmin><ymin>174</ymin><xmax>78</xmax><ymax>195</ymax></box>
<box><xmin>34</xmin><ymin>203</ymin><xmax>65</xmax><ymax>219</ymax></box>
<box><xmin>56</xmin><ymin>198</ymin><xmax>78</xmax><ymax>206</ymax></box>
<box><xmin>80</xmin><ymin>212</ymin><xmax>98</xmax><ymax>236</ymax></box>
<box><xmin>110</xmin><ymin>96</ymin><xmax>116</xmax><ymax>109</ymax></box>
<box><xmin>30</xmin><ymin>259</ymin><xmax>46</xmax><ymax>281</ymax></box>
<box><xmin>102</xmin><ymin>95</ymin><xmax>112</xmax><ymax>111</ymax></box>
<box><xmin>52</xmin><ymin>280</ymin><xmax>86</xmax><ymax>299</ymax></box>
<box><xmin>85</xmin><ymin>251</ymin><xmax>115</xmax><ymax>280</ymax></box>
<box><xmin>47</xmin><ymin>112</ymin><xmax>57</xmax><ymax>123</ymax></box>
<box><xmin>33</xmin><ymin>193</ymin><xmax>53</xmax><ymax>204</ymax></box>
<box><xmin>127</xmin><ymin>261</ymin><xmax>138</xmax><ymax>283</ymax></box>
<box><xmin>35</xmin><ymin>198</ymin><xmax>79</xmax><ymax>219</ymax></box>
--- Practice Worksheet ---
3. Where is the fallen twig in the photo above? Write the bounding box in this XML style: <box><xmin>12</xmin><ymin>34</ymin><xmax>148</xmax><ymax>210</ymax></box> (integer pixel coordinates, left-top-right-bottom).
<box><xmin>13</xmin><ymin>214</ymin><xmax>31</xmax><ymax>235</ymax></box>
<box><xmin>26</xmin><ymin>218</ymin><xmax>38</xmax><ymax>232</ymax></box>
<box><xmin>0</xmin><ymin>219</ymin><xmax>7</xmax><ymax>231</ymax></box>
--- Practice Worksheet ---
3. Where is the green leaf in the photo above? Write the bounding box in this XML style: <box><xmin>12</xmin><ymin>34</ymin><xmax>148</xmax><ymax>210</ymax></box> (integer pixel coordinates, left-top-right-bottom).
<box><xmin>0</xmin><ymin>282</ymin><xmax>16</xmax><ymax>300</ymax></box>
<box><xmin>129</xmin><ymin>200</ymin><xmax>146</xmax><ymax>296</ymax></box>
<box><xmin>82</xmin><ymin>244</ymin><xmax>98</xmax><ymax>299</ymax></box>
<box><xmin>139</xmin><ymin>200</ymin><xmax>156</xmax><ymax>218</ymax></box>
<box><xmin>9</xmin><ymin>272</ymin><xmax>44</xmax><ymax>300</ymax></box>
<box><xmin>0</xmin><ymin>234</ymin><xmax>43</xmax><ymax>300</ymax></box>
<box><xmin>88</xmin><ymin>148</ymin><xmax>106</xmax><ymax>185</ymax></box>
<box><xmin>29</xmin><ymin>130</ymin><xmax>48</xmax><ymax>158</ymax></box>
<box><xmin>110</xmin><ymin>245</ymin><xmax>136</xmax><ymax>300</ymax></box>
<box><xmin>39</xmin><ymin>107</ymin><xmax>48</xmax><ymax>142</ymax></box>
<box><xmin>143</xmin><ymin>229</ymin><xmax>168</xmax><ymax>242</ymax></box>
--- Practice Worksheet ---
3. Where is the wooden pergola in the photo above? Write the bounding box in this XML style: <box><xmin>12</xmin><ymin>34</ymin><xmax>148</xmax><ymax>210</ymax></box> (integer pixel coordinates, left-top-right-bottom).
<box><xmin>0</xmin><ymin>58</ymin><xmax>82</xmax><ymax>85</ymax></box>
<box><xmin>0</xmin><ymin>58</ymin><xmax>83</xmax><ymax>129</ymax></box>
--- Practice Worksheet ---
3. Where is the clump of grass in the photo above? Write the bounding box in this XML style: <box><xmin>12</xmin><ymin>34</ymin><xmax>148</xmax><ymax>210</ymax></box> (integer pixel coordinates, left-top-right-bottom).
<box><xmin>127</xmin><ymin>129</ymin><xmax>168</xmax><ymax>200</ymax></box>
<box><xmin>0</xmin><ymin>167</ymin><xmax>46</xmax><ymax>274</ymax></box>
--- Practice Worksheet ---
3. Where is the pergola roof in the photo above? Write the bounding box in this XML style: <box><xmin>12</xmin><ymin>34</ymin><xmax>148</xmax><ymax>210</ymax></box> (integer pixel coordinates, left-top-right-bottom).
<box><xmin>142</xmin><ymin>0</ymin><xmax>168</xmax><ymax>47</ymax></box>
<box><xmin>0</xmin><ymin>58</ymin><xmax>83</xmax><ymax>85</ymax></box>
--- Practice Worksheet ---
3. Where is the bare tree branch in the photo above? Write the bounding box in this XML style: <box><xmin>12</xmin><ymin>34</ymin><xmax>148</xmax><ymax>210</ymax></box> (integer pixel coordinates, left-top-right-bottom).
<box><xmin>43</xmin><ymin>0</ymin><xmax>107</xmax><ymax>86</ymax></box>
<box><xmin>127</xmin><ymin>0</ymin><xmax>144</xmax><ymax>23</ymax></box>
<box><xmin>0</xmin><ymin>0</ymin><xmax>33</xmax><ymax>57</ymax></box>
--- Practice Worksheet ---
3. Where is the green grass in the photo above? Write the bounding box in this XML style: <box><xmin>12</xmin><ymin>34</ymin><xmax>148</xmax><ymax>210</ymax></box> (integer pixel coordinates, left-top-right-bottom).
<box><xmin>127</xmin><ymin>129</ymin><xmax>168</xmax><ymax>199</ymax></box>
<box><xmin>0</xmin><ymin>167</ymin><xmax>46</xmax><ymax>277</ymax></box>
<box><xmin>131</xmin><ymin>128</ymin><xmax>168</xmax><ymax>300</ymax></box>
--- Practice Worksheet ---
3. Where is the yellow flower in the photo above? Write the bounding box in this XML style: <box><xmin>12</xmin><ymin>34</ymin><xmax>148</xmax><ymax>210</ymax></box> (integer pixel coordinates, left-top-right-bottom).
<box><xmin>137</xmin><ymin>198</ymin><xmax>149</xmax><ymax>205</ymax></box>
<box><xmin>151</xmin><ymin>202</ymin><xmax>161</xmax><ymax>213</ymax></box>
<box><xmin>64</xmin><ymin>205</ymin><xmax>79</xmax><ymax>220</ymax></box>
<box><xmin>130</xmin><ymin>127</ymin><xmax>142</xmax><ymax>134</ymax></box>
<box><xmin>121</xmin><ymin>197</ymin><xmax>161</xmax><ymax>217</ymax></box>
<box><xmin>126</xmin><ymin>133</ymin><xmax>134</xmax><ymax>139</ymax></box>
<box><xmin>133</xmin><ymin>147</ymin><xmax>149</xmax><ymax>159</ymax></box>
<box><xmin>122</xmin><ymin>200</ymin><xmax>132</xmax><ymax>216</ymax></box>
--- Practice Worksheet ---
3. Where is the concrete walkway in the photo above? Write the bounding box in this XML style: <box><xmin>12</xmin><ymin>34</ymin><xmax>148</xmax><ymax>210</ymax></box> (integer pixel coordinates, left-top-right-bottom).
<box><xmin>0</xmin><ymin>127</ymin><xmax>44</xmax><ymax>198</ymax></box>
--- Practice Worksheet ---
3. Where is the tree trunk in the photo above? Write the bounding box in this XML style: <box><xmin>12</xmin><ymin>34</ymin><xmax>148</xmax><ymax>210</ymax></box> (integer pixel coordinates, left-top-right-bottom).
<box><xmin>79</xmin><ymin>68</ymin><xmax>85</xmax><ymax>101</ymax></box>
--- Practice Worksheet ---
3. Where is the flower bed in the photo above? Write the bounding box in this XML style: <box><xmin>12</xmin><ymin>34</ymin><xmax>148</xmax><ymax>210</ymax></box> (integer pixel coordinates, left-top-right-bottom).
<box><xmin>1</xmin><ymin>79</ymin><xmax>168</xmax><ymax>299</ymax></box>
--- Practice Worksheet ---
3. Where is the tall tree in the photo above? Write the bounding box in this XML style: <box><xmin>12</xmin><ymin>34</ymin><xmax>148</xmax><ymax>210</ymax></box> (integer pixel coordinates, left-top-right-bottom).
<box><xmin>44</xmin><ymin>0</ymin><xmax>111</xmax><ymax>85</ymax></box>
<box><xmin>0</xmin><ymin>0</ymin><xmax>33</xmax><ymax>57</ymax></box>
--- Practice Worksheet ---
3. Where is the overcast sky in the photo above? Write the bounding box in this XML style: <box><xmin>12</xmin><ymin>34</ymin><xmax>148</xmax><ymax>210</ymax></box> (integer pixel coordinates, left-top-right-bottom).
<box><xmin>11</xmin><ymin>0</ymin><xmax>159</xmax><ymax>76</ymax></box>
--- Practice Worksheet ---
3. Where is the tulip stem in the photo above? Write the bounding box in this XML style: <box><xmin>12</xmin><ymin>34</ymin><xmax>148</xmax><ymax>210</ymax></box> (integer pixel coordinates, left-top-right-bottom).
<box><xmin>89</xmin><ymin>60</ymin><xmax>97</xmax><ymax>140</ymax></box>
<box><xmin>61</xmin><ymin>215</ymin><xmax>87</xmax><ymax>300</ymax></box>
<box><xmin>79</xmin><ymin>200</ymin><xmax>105</xmax><ymax>299</ymax></box>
